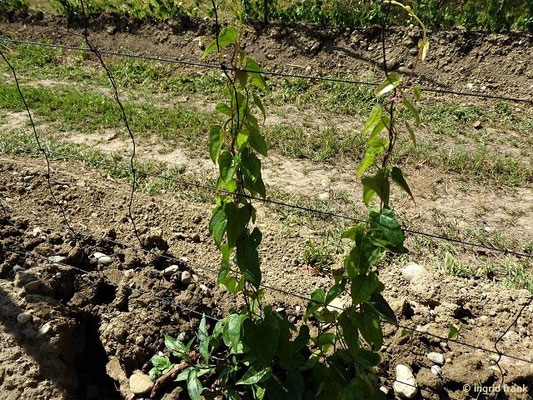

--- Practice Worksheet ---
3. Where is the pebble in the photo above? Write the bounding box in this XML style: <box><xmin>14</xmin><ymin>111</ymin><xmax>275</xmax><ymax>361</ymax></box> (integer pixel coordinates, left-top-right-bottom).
<box><xmin>24</xmin><ymin>280</ymin><xmax>41</xmax><ymax>292</ymax></box>
<box><xmin>12</xmin><ymin>265</ymin><xmax>24</xmax><ymax>273</ymax></box>
<box><xmin>317</xmin><ymin>192</ymin><xmax>330</xmax><ymax>201</ymax></box>
<box><xmin>379</xmin><ymin>386</ymin><xmax>389</xmax><ymax>395</ymax></box>
<box><xmin>93</xmin><ymin>252</ymin><xmax>112</xmax><ymax>265</ymax></box>
<box><xmin>427</xmin><ymin>352</ymin><xmax>445</xmax><ymax>365</ymax></box>
<box><xmin>181</xmin><ymin>271</ymin><xmax>192</xmax><ymax>285</ymax></box>
<box><xmin>32</xmin><ymin>227</ymin><xmax>42</xmax><ymax>237</ymax></box>
<box><xmin>129</xmin><ymin>370</ymin><xmax>154</xmax><ymax>394</ymax></box>
<box><xmin>393</xmin><ymin>364</ymin><xmax>417</xmax><ymax>399</ymax></box>
<box><xmin>17</xmin><ymin>312</ymin><xmax>31</xmax><ymax>324</ymax></box>
<box><xmin>36</xmin><ymin>322</ymin><xmax>52</xmax><ymax>338</ymax></box>
<box><xmin>199</xmin><ymin>284</ymin><xmax>209</xmax><ymax>294</ymax></box>
<box><xmin>431</xmin><ymin>365</ymin><xmax>442</xmax><ymax>376</ymax></box>
<box><xmin>48</xmin><ymin>256</ymin><xmax>66</xmax><ymax>264</ymax></box>
<box><xmin>124</xmin><ymin>269</ymin><xmax>135</xmax><ymax>278</ymax></box>
<box><xmin>163</xmin><ymin>265</ymin><xmax>180</xmax><ymax>278</ymax></box>
<box><xmin>401</xmin><ymin>263</ymin><xmax>428</xmax><ymax>281</ymax></box>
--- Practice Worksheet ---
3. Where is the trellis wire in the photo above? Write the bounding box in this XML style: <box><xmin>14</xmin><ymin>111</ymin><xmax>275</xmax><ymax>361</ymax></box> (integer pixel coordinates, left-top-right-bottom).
<box><xmin>1</xmin><ymin>139</ymin><xmax>530</xmax><ymax>260</ymax></box>
<box><xmin>1</xmin><ymin>37</ymin><xmax>533</xmax><ymax>105</ymax></box>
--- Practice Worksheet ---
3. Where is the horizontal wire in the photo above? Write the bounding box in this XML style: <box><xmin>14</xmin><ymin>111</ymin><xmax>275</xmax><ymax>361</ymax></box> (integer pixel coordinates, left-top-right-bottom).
<box><xmin>1</xmin><ymin>139</ymin><xmax>531</xmax><ymax>259</ymax></box>
<box><xmin>1</xmin><ymin>37</ymin><xmax>533</xmax><ymax>105</ymax></box>
<box><xmin>3</xmin><ymin>223</ymin><xmax>532</xmax><ymax>365</ymax></box>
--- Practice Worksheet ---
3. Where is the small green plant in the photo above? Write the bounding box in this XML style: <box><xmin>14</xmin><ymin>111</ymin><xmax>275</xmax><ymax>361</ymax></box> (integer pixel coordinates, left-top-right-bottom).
<box><xmin>302</xmin><ymin>237</ymin><xmax>343</xmax><ymax>273</ymax></box>
<box><xmin>0</xmin><ymin>0</ymin><xmax>29</xmax><ymax>12</ymax></box>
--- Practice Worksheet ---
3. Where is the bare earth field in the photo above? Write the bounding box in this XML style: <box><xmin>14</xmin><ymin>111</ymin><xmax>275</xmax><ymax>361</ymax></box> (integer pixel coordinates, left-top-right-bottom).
<box><xmin>0</xmin><ymin>11</ymin><xmax>532</xmax><ymax>400</ymax></box>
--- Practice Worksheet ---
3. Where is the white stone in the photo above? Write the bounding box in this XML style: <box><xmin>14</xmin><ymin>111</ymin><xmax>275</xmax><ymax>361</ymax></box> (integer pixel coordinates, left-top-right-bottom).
<box><xmin>401</xmin><ymin>263</ymin><xmax>428</xmax><ymax>281</ymax></box>
<box><xmin>317</xmin><ymin>192</ymin><xmax>330</xmax><ymax>201</ymax></box>
<box><xmin>93</xmin><ymin>252</ymin><xmax>112</xmax><ymax>265</ymax></box>
<box><xmin>181</xmin><ymin>271</ymin><xmax>192</xmax><ymax>285</ymax></box>
<box><xmin>17</xmin><ymin>312</ymin><xmax>31</xmax><ymax>324</ymax></box>
<box><xmin>129</xmin><ymin>370</ymin><xmax>154</xmax><ymax>394</ymax></box>
<box><xmin>163</xmin><ymin>265</ymin><xmax>180</xmax><ymax>277</ymax></box>
<box><xmin>36</xmin><ymin>322</ymin><xmax>52</xmax><ymax>338</ymax></box>
<box><xmin>431</xmin><ymin>365</ymin><xmax>442</xmax><ymax>375</ymax></box>
<box><xmin>32</xmin><ymin>227</ymin><xmax>42</xmax><ymax>237</ymax></box>
<box><xmin>124</xmin><ymin>269</ymin><xmax>135</xmax><ymax>278</ymax></box>
<box><xmin>199</xmin><ymin>284</ymin><xmax>209</xmax><ymax>294</ymax></box>
<box><xmin>24</xmin><ymin>280</ymin><xmax>41</xmax><ymax>292</ymax></box>
<box><xmin>48</xmin><ymin>256</ymin><xmax>66</xmax><ymax>263</ymax></box>
<box><xmin>427</xmin><ymin>352</ymin><xmax>445</xmax><ymax>365</ymax></box>
<box><xmin>393</xmin><ymin>364</ymin><xmax>417</xmax><ymax>399</ymax></box>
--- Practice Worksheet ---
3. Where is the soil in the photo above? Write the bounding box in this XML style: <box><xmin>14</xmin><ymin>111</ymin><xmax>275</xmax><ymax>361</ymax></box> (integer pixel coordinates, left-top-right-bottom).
<box><xmin>1</xmin><ymin>154</ymin><xmax>532</xmax><ymax>400</ymax></box>
<box><xmin>0</xmin><ymin>11</ymin><xmax>532</xmax><ymax>400</ymax></box>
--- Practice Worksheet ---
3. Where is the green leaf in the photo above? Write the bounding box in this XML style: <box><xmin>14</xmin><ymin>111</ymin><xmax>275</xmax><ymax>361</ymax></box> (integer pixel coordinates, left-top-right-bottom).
<box><xmin>405</xmin><ymin>121</ymin><xmax>417</xmax><ymax>147</ymax></box>
<box><xmin>245</xmin><ymin>120</ymin><xmax>268</xmax><ymax>156</ymax></box>
<box><xmin>341</xmin><ymin>226</ymin><xmax>359</xmax><ymax>241</ymax></box>
<box><xmin>149</xmin><ymin>367</ymin><xmax>158</xmax><ymax>382</ymax></box>
<box><xmin>209</xmin><ymin>206</ymin><xmax>227</xmax><ymax>247</ymax></box>
<box><xmin>164</xmin><ymin>335</ymin><xmax>188</xmax><ymax>359</ymax></box>
<box><xmin>357</xmin><ymin>149</ymin><xmax>376</xmax><ymax>178</ymax></box>
<box><xmin>242</xmin><ymin>309</ymin><xmax>280</xmax><ymax>366</ymax></box>
<box><xmin>253</xmin><ymin>93</ymin><xmax>266</xmax><ymax>121</ymax></box>
<box><xmin>186</xmin><ymin>369</ymin><xmax>203</xmax><ymax>400</ymax></box>
<box><xmin>241</xmin><ymin>150</ymin><xmax>262</xmax><ymax>183</ymax></box>
<box><xmin>244</xmin><ymin>56</ymin><xmax>268</xmax><ymax>91</ymax></box>
<box><xmin>215</xmin><ymin>102</ymin><xmax>232</xmax><ymax>117</ymax></box>
<box><xmin>363</xmin><ymin>105</ymin><xmax>382</xmax><ymax>135</ymax></box>
<box><xmin>413</xmin><ymin>86</ymin><xmax>421</xmax><ymax>102</ymax></box>
<box><xmin>325</xmin><ymin>279</ymin><xmax>347</xmax><ymax>305</ymax></box>
<box><xmin>391</xmin><ymin>167</ymin><xmax>414</xmax><ymax>201</ymax></box>
<box><xmin>418</xmin><ymin>39</ymin><xmax>429</xmax><ymax>61</ymax></box>
<box><xmin>175</xmin><ymin>367</ymin><xmax>191</xmax><ymax>382</ymax></box>
<box><xmin>368</xmin><ymin>293</ymin><xmax>397</xmax><ymax>324</ymax></box>
<box><xmin>370</xmin><ymin>208</ymin><xmax>404</xmax><ymax>251</ymax></box>
<box><xmin>339</xmin><ymin>309</ymin><xmax>360</xmax><ymax>357</ymax></box>
<box><xmin>350</xmin><ymin>272</ymin><xmax>380</xmax><ymax>305</ymax></box>
<box><xmin>209</xmin><ymin>125</ymin><xmax>223</xmax><ymax>163</ymax></box>
<box><xmin>223</xmin><ymin>313</ymin><xmax>245</xmax><ymax>353</ymax></box>
<box><xmin>375</xmin><ymin>72</ymin><xmax>401</xmax><ymax>97</ymax></box>
<box><xmin>236</xmin><ymin>366</ymin><xmax>272</xmax><ymax>385</ymax></box>
<box><xmin>198</xmin><ymin>314</ymin><xmax>209</xmax><ymax>362</ymax></box>
<box><xmin>225</xmin><ymin>203</ymin><xmax>251</xmax><ymax>249</ymax></box>
<box><xmin>402</xmin><ymin>97</ymin><xmax>420</xmax><ymax>125</ymax></box>
<box><xmin>201</xmin><ymin>26</ymin><xmax>238</xmax><ymax>58</ymax></box>
<box><xmin>361</xmin><ymin>168</ymin><xmax>390</xmax><ymax>207</ymax></box>
<box><xmin>344</xmin><ymin>235</ymin><xmax>381</xmax><ymax>278</ymax></box>
<box><xmin>236</xmin><ymin>227</ymin><xmax>262</xmax><ymax>288</ymax></box>
<box><xmin>317</xmin><ymin>332</ymin><xmax>336</xmax><ymax>352</ymax></box>
<box><xmin>357</xmin><ymin>306</ymin><xmax>383</xmax><ymax>349</ymax></box>
<box><xmin>218</xmin><ymin>150</ymin><xmax>240</xmax><ymax>182</ymax></box>
<box><xmin>151</xmin><ymin>355</ymin><xmax>171</xmax><ymax>370</ymax></box>
<box><xmin>448</xmin><ymin>324</ymin><xmax>459</xmax><ymax>340</ymax></box>
<box><xmin>355</xmin><ymin>349</ymin><xmax>381</xmax><ymax>368</ymax></box>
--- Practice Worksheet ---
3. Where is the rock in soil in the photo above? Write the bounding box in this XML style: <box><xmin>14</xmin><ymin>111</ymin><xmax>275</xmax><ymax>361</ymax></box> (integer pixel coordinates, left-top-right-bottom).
<box><xmin>129</xmin><ymin>370</ymin><xmax>154</xmax><ymax>395</ymax></box>
<box><xmin>393</xmin><ymin>364</ymin><xmax>417</xmax><ymax>399</ymax></box>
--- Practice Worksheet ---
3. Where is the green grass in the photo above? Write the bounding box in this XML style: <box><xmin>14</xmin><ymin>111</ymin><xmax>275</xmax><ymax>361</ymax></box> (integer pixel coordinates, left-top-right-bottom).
<box><xmin>1</xmin><ymin>39</ymin><xmax>532</xmax><ymax>187</ymax></box>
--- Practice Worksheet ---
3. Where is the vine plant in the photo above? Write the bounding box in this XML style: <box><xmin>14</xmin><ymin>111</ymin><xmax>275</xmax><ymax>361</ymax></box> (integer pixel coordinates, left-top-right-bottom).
<box><xmin>149</xmin><ymin>1</ymin><xmax>429</xmax><ymax>399</ymax></box>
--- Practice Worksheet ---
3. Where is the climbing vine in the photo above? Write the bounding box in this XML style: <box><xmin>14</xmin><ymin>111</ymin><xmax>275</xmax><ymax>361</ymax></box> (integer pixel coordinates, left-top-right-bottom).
<box><xmin>149</xmin><ymin>1</ymin><xmax>428</xmax><ymax>398</ymax></box>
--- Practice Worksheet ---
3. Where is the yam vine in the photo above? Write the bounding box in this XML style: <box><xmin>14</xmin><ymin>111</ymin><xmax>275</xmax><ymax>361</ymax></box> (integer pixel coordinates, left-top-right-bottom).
<box><xmin>150</xmin><ymin>1</ymin><xmax>429</xmax><ymax>398</ymax></box>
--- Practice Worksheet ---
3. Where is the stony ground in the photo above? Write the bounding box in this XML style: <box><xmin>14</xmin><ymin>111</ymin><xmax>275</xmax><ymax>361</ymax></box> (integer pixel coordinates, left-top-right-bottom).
<box><xmin>0</xmin><ymin>10</ymin><xmax>532</xmax><ymax>400</ymax></box>
<box><xmin>0</xmin><ymin>154</ymin><xmax>532</xmax><ymax>399</ymax></box>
